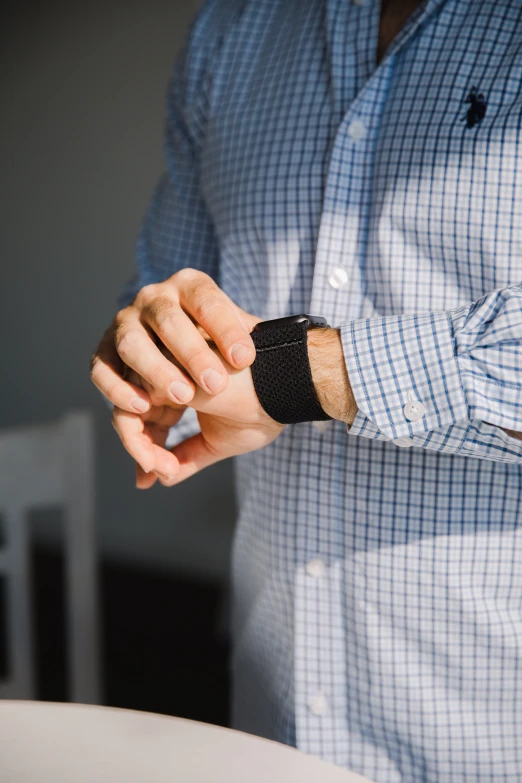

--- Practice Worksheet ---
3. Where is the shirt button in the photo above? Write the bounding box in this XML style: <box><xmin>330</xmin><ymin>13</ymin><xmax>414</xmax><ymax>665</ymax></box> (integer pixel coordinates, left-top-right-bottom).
<box><xmin>352</xmin><ymin>0</ymin><xmax>365</xmax><ymax>5</ymax></box>
<box><xmin>306</xmin><ymin>558</ymin><xmax>326</xmax><ymax>578</ymax></box>
<box><xmin>312</xmin><ymin>420</ymin><xmax>333</xmax><ymax>433</ymax></box>
<box><xmin>348</xmin><ymin>119</ymin><xmax>367</xmax><ymax>141</ymax></box>
<box><xmin>308</xmin><ymin>690</ymin><xmax>328</xmax><ymax>716</ymax></box>
<box><xmin>328</xmin><ymin>267</ymin><xmax>348</xmax><ymax>289</ymax></box>
<box><xmin>394</xmin><ymin>437</ymin><xmax>414</xmax><ymax>447</ymax></box>
<box><xmin>403</xmin><ymin>398</ymin><xmax>426</xmax><ymax>422</ymax></box>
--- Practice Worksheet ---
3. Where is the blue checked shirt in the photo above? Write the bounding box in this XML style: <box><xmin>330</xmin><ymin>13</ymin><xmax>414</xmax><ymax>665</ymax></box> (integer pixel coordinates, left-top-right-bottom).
<box><xmin>121</xmin><ymin>1</ymin><xmax>522</xmax><ymax>780</ymax></box>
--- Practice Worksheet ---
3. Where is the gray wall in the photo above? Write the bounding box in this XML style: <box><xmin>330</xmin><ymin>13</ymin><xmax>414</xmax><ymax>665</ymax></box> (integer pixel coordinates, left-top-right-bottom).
<box><xmin>1</xmin><ymin>0</ymin><xmax>237</xmax><ymax>583</ymax></box>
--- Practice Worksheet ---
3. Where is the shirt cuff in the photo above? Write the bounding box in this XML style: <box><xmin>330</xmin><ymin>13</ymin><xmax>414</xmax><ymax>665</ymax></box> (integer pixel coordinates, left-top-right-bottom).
<box><xmin>341</xmin><ymin>311</ymin><xmax>469</xmax><ymax>441</ymax></box>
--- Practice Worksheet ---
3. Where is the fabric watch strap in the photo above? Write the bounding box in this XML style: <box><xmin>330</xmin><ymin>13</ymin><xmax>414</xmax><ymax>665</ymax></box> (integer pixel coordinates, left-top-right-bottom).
<box><xmin>250</xmin><ymin>320</ymin><xmax>332</xmax><ymax>424</ymax></box>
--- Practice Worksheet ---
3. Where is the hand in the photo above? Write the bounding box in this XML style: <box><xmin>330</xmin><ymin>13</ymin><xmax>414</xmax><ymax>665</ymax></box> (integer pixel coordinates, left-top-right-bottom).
<box><xmin>90</xmin><ymin>269</ymin><xmax>258</xmax><ymax>415</ymax></box>
<box><xmin>112</xmin><ymin>346</ymin><xmax>285</xmax><ymax>489</ymax></box>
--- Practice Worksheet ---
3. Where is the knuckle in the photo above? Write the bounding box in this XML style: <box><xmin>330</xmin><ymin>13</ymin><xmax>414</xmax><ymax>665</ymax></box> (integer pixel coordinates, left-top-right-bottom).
<box><xmin>215</xmin><ymin>324</ymin><xmax>242</xmax><ymax>347</ymax></box>
<box><xmin>112</xmin><ymin>317</ymin><xmax>131</xmax><ymax>349</ymax></box>
<box><xmin>174</xmin><ymin>267</ymin><xmax>204</xmax><ymax>286</ymax></box>
<box><xmin>192</xmin><ymin>296</ymin><xmax>222</xmax><ymax>326</ymax></box>
<box><xmin>115</xmin><ymin>329</ymin><xmax>140</xmax><ymax>362</ymax></box>
<box><xmin>142</xmin><ymin>296</ymin><xmax>178</xmax><ymax>332</ymax></box>
<box><xmin>106</xmin><ymin>378</ymin><xmax>122</xmax><ymax>403</ymax></box>
<box><xmin>178</xmin><ymin>270</ymin><xmax>218</xmax><ymax>308</ymax></box>
<box><xmin>135</xmin><ymin>283</ymin><xmax>157</xmax><ymax>306</ymax></box>
<box><xmin>187</xmin><ymin>345</ymin><xmax>214</xmax><ymax>373</ymax></box>
<box><xmin>147</xmin><ymin>362</ymin><xmax>168</xmax><ymax>391</ymax></box>
<box><xmin>113</xmin><ymin>308</ymin><xmax>129</xmax><ymax>330</ymax></box>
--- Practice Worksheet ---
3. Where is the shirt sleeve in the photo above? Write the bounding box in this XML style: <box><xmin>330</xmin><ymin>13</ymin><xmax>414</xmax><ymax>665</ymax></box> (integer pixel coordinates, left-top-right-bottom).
<box><xmin>117</xmin><ymin>0</ymin><xmax>237</xmax><ymax>447</ymax></box>
<box><xmin>118</xmin><ymin>2</ymin><xmax>230</xmax><ymax>309</ymax></box>
<box><xmin>342</xmin><ymin>285</ymin><xmax>522</xmax><ymax>462</ymax></box>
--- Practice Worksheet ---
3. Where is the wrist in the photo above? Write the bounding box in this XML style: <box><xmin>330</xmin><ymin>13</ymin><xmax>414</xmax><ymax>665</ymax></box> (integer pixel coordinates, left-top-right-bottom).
<box><xmin>307</xmin><ymin>327</ymin><xmax>358</xmax><ymax>425</ymax></box>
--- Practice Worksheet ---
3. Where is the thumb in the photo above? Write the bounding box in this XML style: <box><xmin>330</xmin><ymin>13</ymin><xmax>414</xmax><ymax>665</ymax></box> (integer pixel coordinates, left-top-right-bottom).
<box><xmin>168</xmin><ymin>432</ymin><xmax>222</xmax><ymax>484</ymax></box>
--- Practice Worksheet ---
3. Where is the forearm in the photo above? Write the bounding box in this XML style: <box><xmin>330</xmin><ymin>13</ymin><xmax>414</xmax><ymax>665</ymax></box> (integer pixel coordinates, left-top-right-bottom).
<box><xmin>307</xmin><ymin>327</ymin><xmax>358</xmax><ymax>426</ymax></box>
<box><xmin>307</xmin><ymin>326</ymin><xmax>522</xmax><ymax>447</ymax></box>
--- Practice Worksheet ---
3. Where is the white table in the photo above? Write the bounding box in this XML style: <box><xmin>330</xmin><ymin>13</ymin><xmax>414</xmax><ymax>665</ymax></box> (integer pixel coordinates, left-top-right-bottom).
<box><xmin>0</xmin><ymin>701</ymin><xmax>372</xmax><ymax>783</ymax></box>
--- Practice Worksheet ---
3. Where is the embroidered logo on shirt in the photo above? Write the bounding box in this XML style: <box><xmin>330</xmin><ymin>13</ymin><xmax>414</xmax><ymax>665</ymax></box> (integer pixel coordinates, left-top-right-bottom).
<box><xmin>462</xmin><ymin>87</ymin><xmax>487</xmax><ymax>129</ymax></box>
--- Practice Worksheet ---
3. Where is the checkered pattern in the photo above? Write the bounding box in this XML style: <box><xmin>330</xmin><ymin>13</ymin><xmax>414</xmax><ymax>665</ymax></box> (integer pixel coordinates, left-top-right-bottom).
<box><xmin>120</xmin><ymin>1</ymin><xmax>522</xmax><ymax>780</ymax></box>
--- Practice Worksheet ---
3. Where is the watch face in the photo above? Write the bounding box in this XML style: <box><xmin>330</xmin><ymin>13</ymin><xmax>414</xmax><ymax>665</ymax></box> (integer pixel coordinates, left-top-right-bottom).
<box><xmin>253</xmin><ymin>314</ymin><xmax>328</xmax><ymax>331</ymax></box>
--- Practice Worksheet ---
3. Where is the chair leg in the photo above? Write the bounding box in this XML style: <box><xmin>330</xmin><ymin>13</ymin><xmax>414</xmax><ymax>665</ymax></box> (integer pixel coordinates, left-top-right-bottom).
<box><xmin>65</xmin><ymin>522</ymin><xmax>100</xmax><ymax>704</ymax></box>
<box><xmin>63</xmin><ymin>412</ymin><xmax>101</xmax><ymax>705</ymax></box>
<box><xmin>6</xmin><ymin>507</ymin><xmax>34</xmax><ymax>700</ymax></box>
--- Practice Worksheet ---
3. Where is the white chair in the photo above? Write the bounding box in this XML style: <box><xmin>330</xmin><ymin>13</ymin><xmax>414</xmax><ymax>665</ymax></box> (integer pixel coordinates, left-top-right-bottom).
<box><xmin>0</xmin><ymin>411</ymin><xmax>100</xmax><ymax>704</ymax></box>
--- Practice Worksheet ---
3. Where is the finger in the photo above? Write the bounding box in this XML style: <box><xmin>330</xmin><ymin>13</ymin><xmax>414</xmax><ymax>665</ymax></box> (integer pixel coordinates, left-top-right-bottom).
<box><xmin>135</xmin><ymin>406</ymin><xmax>187</xmax><ymax>489</ymax></box>
<box><xmin>112</xmin><ymin>407</ymin><xmax>180</xmax><ymax>477</ymax></box>
<box><xmin>125</xmin><ymin>366</ymin><xmax>186</xmax><ymax>427</ymax></box>
<box><xmin>175</xmin><ymin>270</ymin><xmax>256</xmax><ymax>369</ymax></box>
<box><xmin>141</xmin><ymin>398</ymin><xmax>186</xmax><ymax>429</ymax></box>
<box><xmin>113</xmin><ymin>313</ymin><xmax>197</xmax><ymax>405</ymax></box>
<box><xmin>140</xmin><ymin>301</ymin><xmax>230</xmax><ymax>395</ymax></box>
<box><xmin>167</xmin><ymin>432</ymin><xmax>222</xmax><ymax>485</ymax></box>
<box><xmin>90</xmin><ymin>327</ymin><xmax>152</xmax><ymax>414</ymax></box>
<box><xmin>136</xmin><ymin>463</ymin><xmax>158</xmax><ymax>490</ymax></box>
<box><xmin>146</xmin><ymin>408</ymin><xmax>188</xmax><ymax>487</ymax></box>
<box><xmin>232</xmin><ymin>305</ymin><xmax>262</xmax><ymax>334</ymax></box>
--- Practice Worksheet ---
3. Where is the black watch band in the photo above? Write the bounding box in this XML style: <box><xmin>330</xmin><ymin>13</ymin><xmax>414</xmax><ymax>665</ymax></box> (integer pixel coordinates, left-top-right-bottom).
<box><xmin>250</xmin><ymin>315</ymin><xmax>332</xmax><ymax>425</ymax></box>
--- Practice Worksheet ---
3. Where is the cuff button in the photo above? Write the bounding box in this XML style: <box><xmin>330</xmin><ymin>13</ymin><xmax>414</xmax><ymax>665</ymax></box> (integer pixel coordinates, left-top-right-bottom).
<box><xmin>403</xmin><ymin>398</ymin><xmax>425</xmax><ymax>422</ymax></box>
<box><xmin>394</xmin><ymin>437</ymin><xmax>414</xmax><ymax>447</ymax></box>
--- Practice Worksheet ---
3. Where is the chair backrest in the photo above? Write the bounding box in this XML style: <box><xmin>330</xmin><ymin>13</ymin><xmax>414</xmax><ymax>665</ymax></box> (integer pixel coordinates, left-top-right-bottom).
<box><xmin>0</xmin><ymin>411</ymin><xmax>100</xmax><ymax>703</ymax></box>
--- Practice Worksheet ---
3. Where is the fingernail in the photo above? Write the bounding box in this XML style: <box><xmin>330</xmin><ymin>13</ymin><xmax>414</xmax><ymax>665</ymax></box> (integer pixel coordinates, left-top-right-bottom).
<box><xmin>169</xmin><ymin>380</ymin><xmax>193</xmax><ymax>403</ymax></box>
<box><xmin>230</xmin><ymin>343</ymin><xmax>252</xmax><ymax>365</ymax></box>
<box><xmin>130</xmin><ymin>396</ymin><xmax>149</xmax><ymax>413</ymax></box>
<box><xmin>202</xmin><ymin>368</ymin><xmax>225</xmax><ymax>393</ymax></box>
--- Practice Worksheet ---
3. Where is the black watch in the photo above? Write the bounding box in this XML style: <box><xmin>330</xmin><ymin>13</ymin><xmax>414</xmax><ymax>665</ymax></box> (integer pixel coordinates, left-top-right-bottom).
<box><xmin>250</xmin><ymin>314</ymin><xmax>332</xmax><ymax>425</ymax></box>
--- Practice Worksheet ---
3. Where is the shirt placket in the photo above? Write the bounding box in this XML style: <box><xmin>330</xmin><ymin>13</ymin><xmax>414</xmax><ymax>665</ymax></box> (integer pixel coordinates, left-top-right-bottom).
<box><xmin>296</xmin><ymin>1</ymin><xmax>393</xmax><ymax>761</ymax></box>
<box><xmin>298</xmin><ymin>71</ymin><xmax>394</xmax><ymax>765</ymax></box>
<box><xmin>297</xmin><ymin>0</ymin><xmax>452</xmax><ymax>764</ymax></box>
<box><xmin>309</xmin><ymin>65</ymin><xmax>394</xmax><ymax>326</ymax></box>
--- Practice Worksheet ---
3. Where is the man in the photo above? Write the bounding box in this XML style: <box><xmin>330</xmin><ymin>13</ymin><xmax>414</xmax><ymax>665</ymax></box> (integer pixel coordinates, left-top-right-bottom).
<box><xmin>91</xmin><ymin>0</ymin><xmax>522</xmax><ymax>780</ymax></box>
